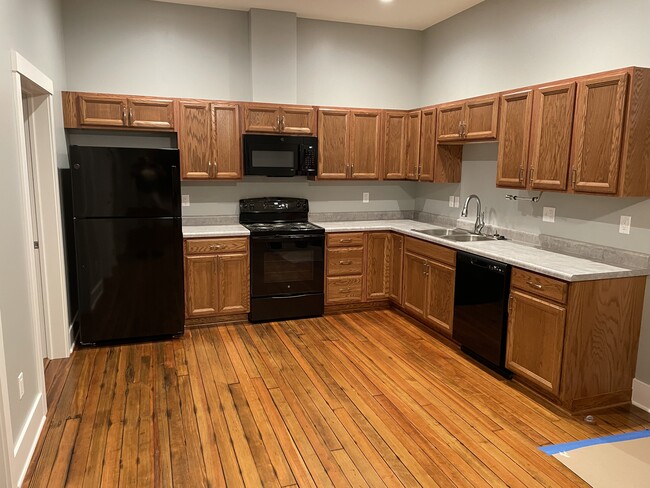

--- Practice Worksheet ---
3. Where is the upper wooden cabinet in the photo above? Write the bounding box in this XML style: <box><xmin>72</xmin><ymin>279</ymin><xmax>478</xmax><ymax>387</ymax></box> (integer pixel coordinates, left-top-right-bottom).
<box><xmin>382</xmin><ymin>111</ymin><xmax>407</xmax><ymax>180</ymax></box>
<box><xmin>436</xmin><ymin>95</ymin><xmax>499</xmax><ymax>143</ymax></box>
<box><xmin>243</xmin><ymin>103</ymin><xmax>316</xmax><ymax>134</ymax></box>
<box><xmin>496</xmin><ymin>90</ymin><xmax>533</xmax><ymax>188</ymax></box>
<box><xmin>318</xmin><ymin>108</ymin><xmax>381</xmax><ymax>180</ymax></box>
<box><xmin>418</xmin><ymin>108</ymin><xmax>436</xmax><ymax>182</ymax></box>
<box><xmin>63</xmin><ymin>92</ymin><xmax>176</xmax><ymax>130</ymax></box>
<box><xmin>405</xmin><ymin>111</ymin><xmax>422</xmax><ymax>180</ymax></box>
<box><xmin>178</xmin><ymin>100</ymin><xmax>241</xmax><ymax>180</ymax></box>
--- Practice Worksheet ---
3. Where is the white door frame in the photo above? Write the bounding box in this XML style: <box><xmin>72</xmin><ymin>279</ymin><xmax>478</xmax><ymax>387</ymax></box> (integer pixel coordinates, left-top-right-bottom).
<box><xmin>0</xmin><ymin>312</ymin><xmax>14</xmax><ymax>488</ymax></box>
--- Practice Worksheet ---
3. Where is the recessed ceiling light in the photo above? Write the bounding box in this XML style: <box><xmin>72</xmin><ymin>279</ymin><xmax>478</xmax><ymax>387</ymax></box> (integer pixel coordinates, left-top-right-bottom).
<box><xmin>380</xmin><ymin>0</ymin><xmax>394</xmax><ymax>3</ymax></box>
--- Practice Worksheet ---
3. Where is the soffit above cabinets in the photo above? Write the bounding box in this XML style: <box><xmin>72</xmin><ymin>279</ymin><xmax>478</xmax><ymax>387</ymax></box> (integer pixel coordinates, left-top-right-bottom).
<box><xmin>151</xmin><ymin>0</ymin><xmax>484</xmax><ymax>31</ymax></box>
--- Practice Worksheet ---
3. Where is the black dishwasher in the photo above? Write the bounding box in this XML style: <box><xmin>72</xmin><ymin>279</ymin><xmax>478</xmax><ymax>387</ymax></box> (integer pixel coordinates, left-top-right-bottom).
<box><xmin>453</xmin><ymin>252</ymin><xmax>512</xmax><ymax>376</ymax></box>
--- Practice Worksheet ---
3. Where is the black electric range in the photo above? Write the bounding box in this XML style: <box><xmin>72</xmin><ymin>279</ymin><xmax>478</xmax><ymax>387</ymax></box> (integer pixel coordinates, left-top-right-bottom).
<box><xmin>240</xmin><ymin>197</ymin><xmax>325</xmax><ymax>323</ymax></box>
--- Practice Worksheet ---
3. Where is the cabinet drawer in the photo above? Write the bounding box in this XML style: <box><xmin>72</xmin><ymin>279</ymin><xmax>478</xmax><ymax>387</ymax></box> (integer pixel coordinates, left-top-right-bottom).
<box><xmin>185</xmin><ymin>238</ymin><xmax>248</xmax><ymax>255</ymax></box>
<box><xmin>511</xmin><ymin>268</ymin><xmax>568</xmax><ymax>304</ymax></box>
<box><xmin>327</xmin><ymin>248</ymin><xmax>363</xmax><ymax>276</ymax></box>
<box><xmin>327</xmin><ymin>233</ymin><xmax>365</xmax><ymax>248</ymax></box>
<box><xmin>327</xmin><ymin>276</ymin><xmax>363</xmax><ymax>303</ymax></box>
<box><xmin>404</xmin><ymin>237</ymin><xmax>456</xmax><ymax>266</ymax></box>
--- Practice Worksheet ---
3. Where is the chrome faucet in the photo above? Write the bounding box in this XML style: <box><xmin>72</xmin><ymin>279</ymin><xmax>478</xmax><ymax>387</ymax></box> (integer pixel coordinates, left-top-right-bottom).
<box><xmin>461</xmin><ymin>194</ymin><xmax>485</xmax><ymax>234</ymax></box>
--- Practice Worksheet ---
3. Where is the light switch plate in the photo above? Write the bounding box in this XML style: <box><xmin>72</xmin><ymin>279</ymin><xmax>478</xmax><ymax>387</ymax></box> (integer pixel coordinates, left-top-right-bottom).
<box><xmin>543</xmin><ymin>207</ymin><xmax>556</xmax><ymax>223</ymax></box>
<box><xmin>454</xmin><ymin>196</ymin><xmax>460</xmax><ymax>208</ymax></box>
<box><xmin>181</xmin><ymin>195</ymin><xmax>190</xmax><ymax>207</ymax></box>
<box><xmin>620</xmin><ymin>215</ymin><xmax>631</xmax><ymax>234</ymax></box>
<box><xmin>362</xmin><ymin>192</ymin><xmax>370</xmax><ymax>203</ymax></box>
<box><xmin>449</xmin><ymin>196</ymin><xmax>455</xmax><ymax>207</ymax></box>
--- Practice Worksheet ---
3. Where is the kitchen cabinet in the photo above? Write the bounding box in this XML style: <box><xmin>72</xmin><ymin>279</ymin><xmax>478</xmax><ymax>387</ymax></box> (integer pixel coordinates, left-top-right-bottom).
<box><xmin>382</xmin><ymin>111</ymin><xmax>407</xmax><ymax>179</ymax></box>
<box><xmin>243</xmin><ymin>103</ymin><xmax>316</xmax><ymax>134</ymax></box>
<box><xmin>178</xmin><ymin>101</ymin><xmax>241</xmax><ymax>180</ymax></box>
<box><xmin>420</xmin><ymin>107</ymin><xmax>463</xmax><ymax>184</ymax></box>
<box><xmin>388</xmin><ymin>233</ymin><xmax>404</xmax><ymax>304</ymax></box>
<box><xmin>318</xmin><ymin>109</ymin><xmax>381</xmax><ymax>180</ymax></box>
<box><xmin>64</xmin><ymin>92</ymin><xmax>176</xmax><ymax>130</ymax></box>
<box><xmin>326</xmin><ymin>233</ymin><xmax>365</xmax><ymax>304</ymax></box>
<box><xmin>366</xmin><ymin>233</ymin><xmax>391</xmax><ymax>301</ymax></box>
<box><xmin>405</xmin><ymin>111</ymin><xmax>422</xmax><ymax>180</ymax></box>
<box><xmin>402</xmin><ymin>237</ymin><xmax>456</xmax><ymax>335</ymax></box>
<box><xmin>496</xmin><ymin>90</ymin><xmax>533</xmax><ymax>188</ymax></box>
<box><xmin>436</xmin><ymin>95</ymin><xmax>499</xmax><ymax>143</ymax></box>
<box><xmin>418</xmin><ymin>108</ymin><xmax>436</xmax><ymax>182</ymax></box>
<box><xmin>184</xmin><ymin>238</ymin><xmax>250</xmax><ymax>320</ymax></box>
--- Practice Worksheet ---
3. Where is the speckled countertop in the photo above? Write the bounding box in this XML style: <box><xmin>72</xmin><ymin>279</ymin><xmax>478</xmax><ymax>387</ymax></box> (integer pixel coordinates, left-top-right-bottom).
<box><xmin>183</xmin><ymin>220</ymin><xmax>650</xmax><ymax>282</ymax></box>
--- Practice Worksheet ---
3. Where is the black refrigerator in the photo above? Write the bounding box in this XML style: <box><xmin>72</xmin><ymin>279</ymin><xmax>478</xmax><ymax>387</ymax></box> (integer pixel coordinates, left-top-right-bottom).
<box><xmin>69</xmin><ymin>146</ymin><xmax>184</xmax><ymax>345</ymax></box>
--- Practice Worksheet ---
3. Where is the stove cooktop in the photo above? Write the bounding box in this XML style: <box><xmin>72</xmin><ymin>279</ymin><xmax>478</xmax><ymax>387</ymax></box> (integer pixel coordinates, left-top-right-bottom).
<box><xmin>243</xmin><ymin>221</ymin><xmax>324</xmax><ymax>236</ymax></box>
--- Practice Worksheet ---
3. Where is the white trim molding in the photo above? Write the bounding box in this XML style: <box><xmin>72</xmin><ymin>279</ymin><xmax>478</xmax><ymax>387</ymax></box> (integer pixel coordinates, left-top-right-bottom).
<box><xmin>632</xmin><ymin>378</ymin><xmax>650</xmax><ymax>413</ymax></box>
<box><xmin>12</xmin><ymin>397</ymin><xmax>46</xmax><ymax>487</ymax></box>
<box><xmin>10</xmin><ymin>51</ymin><xmax>53</xmax><ymax>94</ymax></box>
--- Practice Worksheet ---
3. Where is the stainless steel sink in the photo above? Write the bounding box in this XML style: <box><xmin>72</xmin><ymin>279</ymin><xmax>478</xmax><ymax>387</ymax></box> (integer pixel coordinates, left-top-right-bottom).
<box><xmin>412</xmin><ymin>228</ymin><xmax>470</xmax><ymax>237</ymax></box>
<box><xmin>440</xmin><ymin>234</ymin><xmax>495</xmax><ymax>242</ymax></box>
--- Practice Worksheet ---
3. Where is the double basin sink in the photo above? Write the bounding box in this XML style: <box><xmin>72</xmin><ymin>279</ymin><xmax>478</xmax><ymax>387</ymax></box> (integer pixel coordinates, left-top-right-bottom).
<box><xmin>412</xmin><ymin>227</ymin><xmax>497</xmax><ymax>242</ymax></box>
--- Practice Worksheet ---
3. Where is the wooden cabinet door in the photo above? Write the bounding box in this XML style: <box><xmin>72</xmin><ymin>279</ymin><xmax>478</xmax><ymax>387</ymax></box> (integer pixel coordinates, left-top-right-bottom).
<box><xmin>405</xmin><ymin>111</ymin><xmax>422</xmax><ymax>181</ymax></box>
<box><xmin>281</xmin><ymin>106</ymin><xmax>316</xmax><ymax>134</ymax></box>
<box><xmin>419</xmin><ymin>108</ymin><xmax>436</xmax><ymax>182</ymax></box>
<box><xmin>216</xmin><ymin>253</ymin><xmax>249</xmax><ymax>314</ymax></box>
<box><xmin>365</xmin><ymin>233</ymin><xmax>390</xmax><ymax>301</ymax></box>
<box><xmin>437</xmin><ymin>103</ymin><xmax>464</xmax><ymax>142</ymax></box>
<box><xmin>402</xmin><ymin>252</ymin><xmax>428</xmax><ymax>318</ymax></box>
<box><xmin>179</xmin><ymin>101</ymin><xmax>212</xmax><ymax>180</ymax></box>
<box><xmin>318</xmin><ymin>109</ymin><xmax>350</xmax><ymax>180</ymax></box>
<box><xmin>184</xmin><ymin>255</ymin><xmax>219</xmax><ymax>318</ymax></box>
<box><xmin>243</xmin><ymin>104</ymin><xmax>281</xmax><ymax>133</ymax></box>
<box><xmin>383</xmin><ymin>111</ymin><xmax>407</xmax><ymax>179</ymax></box>
<box><xmin>78</xmin><ymin>95</ymin><xmax>127</xmax><ymax>127</ymax></box>
<box><xmin>211</xmin><ymin>103</ymin><xmax>242</xmax><ymax>179</ymax></box>
<box><xmin>464</xmin><ymin>96</ymin><xmax>499</xmax><ymax>141</ymax></box>
<box><xmin>571</xmin><ymin>73</ymin><xmax>628</xmax><ymax>194</ymax></box>
<box><xmin>424</xmin><ymin>261</ymin><xmax>455</xmax><ymax>334</ymax></box>
<box><xmin>529</xmin><ymin>82</ymin><xmax>576</xmax><ymax>191</ymax></box>
<box><xmin>389</xmin><ymin>233</ymin><xmax>404</xmax><ymax>304</ymax></box>
<box><xmin>127</xmin><ymin>98</ymin><xmax>174</xmax><ymax>129</ymax></box>
<box><xmin>350</xmin><ymin>110</ymin><xmax>381</xmax><ymax>179</ymax></box>
<box><xmin>506</xmin><ymin>290</ymin><xmax>566</xmax><ymax>395</ymax></box>
<box><xmin>496</xmin><ymin>90</ymin><xmax>533</xmax><ymax>188</ymax></box>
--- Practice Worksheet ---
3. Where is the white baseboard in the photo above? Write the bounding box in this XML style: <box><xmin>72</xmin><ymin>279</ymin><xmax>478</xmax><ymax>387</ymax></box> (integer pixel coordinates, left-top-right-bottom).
<box><xmin>632</xmin><ymin>378</ymin><xmax>650</xmax><ymax>413</ymax></box>
<box><xmin>12</xmin><ymin>395</ymin><xmax>45</xmax><ymax>487</ymax></box>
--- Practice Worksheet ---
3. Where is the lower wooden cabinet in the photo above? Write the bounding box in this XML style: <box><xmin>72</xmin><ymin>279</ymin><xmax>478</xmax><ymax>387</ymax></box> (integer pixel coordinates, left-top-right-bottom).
<box><xmin>388</xmin><ymin>234</ymin><xmax>404</xmax><ymax>304</ymax></box>
<box><xmin>506</xmin><ymin>289</ymin><xmax>566</xmax><ymax>395</ymax></box>
<box><xmin>184</xmin><ymin>238</ymin><xmax>249</xmax><ymax>320</ymax></box>
<box><xmin>402</xmin><ymin>251</ymin><xmax>428</xmax><ymax>316</ymax></box>
<box><xmin>365</xmin><ymin>233</ymin><xmax>391</xmax><ymax>300</ymax></box>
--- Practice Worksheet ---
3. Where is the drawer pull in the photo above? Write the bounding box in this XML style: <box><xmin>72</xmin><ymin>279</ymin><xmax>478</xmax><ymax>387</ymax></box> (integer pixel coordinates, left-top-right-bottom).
<box><xmin>339</xmin><ymin>260</ymin><xmax>353</xmax><ymax>265</ymax></box>
<box><xmin>210</xmin><ymin>244</ymin><xmax>222</xmax><ymax>250</ymax></box>
<box><xmin>339</xmin><ymin>239</ymin><xmax>352</xmax><ymax>243</ymax></box>
<box><xmin>339</xmin><ymin>288</ymin><xmax>352</xmax><ymax>293</ymax></box>
<box><xmin>527</xmin><ymin>280</ymin><xmax>543</xmax><ymax>290</ymax></box>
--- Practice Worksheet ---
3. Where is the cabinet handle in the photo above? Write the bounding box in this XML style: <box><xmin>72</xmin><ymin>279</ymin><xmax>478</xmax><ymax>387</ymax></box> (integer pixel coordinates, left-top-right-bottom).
<box><xmin>519</xmin><ymin>167</ymin><xmax>524</xmax><ymax>182</ymax></box>
<box><xmin>526</xmin><ymin>280</ymin><xmax>543</xmax><ymax>290</ymax></box>
<box><xmin>339</xmin><ymin>260</ymin><xmax>352</xmax><ymax>265</ymax></box>
<box><xmin>276</xmin><ymin>115</ymin><xmax>281</xmax><ymax>131</ymax></box>
<box><xmin>339</xmin><ymin>288</ymin><xmax>352</xmax><ymax>293</ymax></box>
<box><xmin>129</xmin><ymin>108</ymin><xmax>134</xmax><ymax>125</ymax></box>
<box><xmin>458</xmin><ymin>121</ymin><xmax>463</xmax><ymax>137</ymax></box>
<box><xmin>281</xmin><ymin>115</ymin><xmax>285</xmax><ymax>131</ymax></box>
<box><xmin>529</xmin><ymin>168</ymin><xmax>534</xmax><ymax>183</ymax></box>
<box><xmin>571</xmin><ymin>168</ymin><xmax>577</xmax><ymax>189</ymax></box>
<box><xmin>508</xmin><ymin>295</ymin><xmax>514</xmax><ymax>313</ymax></box>
<box><xmin>209</xmin><ymin>244</ymin><xmax>222</xmax><ymax>250</ymax></box>
<box><xmin>122</xmin><ymin>106</ymin><xmax>127</xmax><ymax>124</ymax></box>
<box><xmin>339</xmin><ymin>238</ymin><xmax>352</xmax><ymax>243</ymax></box>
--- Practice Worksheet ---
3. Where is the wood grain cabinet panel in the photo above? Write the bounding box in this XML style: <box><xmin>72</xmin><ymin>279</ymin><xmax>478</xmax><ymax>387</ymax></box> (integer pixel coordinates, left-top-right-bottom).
<box><xmin>243</xmin><ymin>104</ymin><xmax>281</xmax><ymax>133</ymax></box>
<box><xmin>365</xmin><ymin>233</ymin><xmax>391</xmax><ymax>301</ymax></box>
<box><xmin>424</xmin><ymin>261</ymin><xmax>455</xmax><ymax>334</ymax></box>
<box><xmin>179</xmin><ymin>101</ymin><xmax>212</xmax><ymax>180</ymax></box>
<box><xmin>437</xmin><ymin>103</ymin><xmax>465</xmax><ymax>142</ymax></box>
<box><xmin>506</xmin><ymin>290</ymin><xmax>566</xmax><ymax>396</ymax></box>
<box><xmin>326</xmin><ymin>277</ymin><xmax>363</xmax><ymax>304</ymax></box>
<box><xmin>243</xmin><ymin>104</ymin><xmax>316</xmax><ymax>134</ymax></box>
<box><xmin>496</xmin><ymin>90</ymin><xmax>533</xmax><ymax>188</ymax></box>
<box><xmin>211</xmin><ymin>103</ymin><xmax>242</xmax><ymax>179</ymax></box>
<box><xmin>127</xmin><ymin>98</ymin><xmax>174</xmax><ymax>129</ymax></box>
<box><xmin>405</xmin><ymin>111</ymin><xmax>422</xmax><ymax>180</ymax></box>
<box><xmin>216</xmin><ymin>253</ymin><xmax>249</xmax><ymax>314</ymax></box>
<box><xmin>350</xmin><ymin>110</ymin><xmax>381</xmax><ymax>180</ymax></box>
<box><xmin>389</xmin><ymin>233</ymin><xmax>404</xmax><ymax>304</ymax></box>
<box><xmin>318</xmin><ymin>110</ymin><xmax>350</xmax><ymax>180</ymax></box>
<box><xmin>78</xmin><ymin>95</ymin><xmax>127</xmax><ymax>127</ymax></box>
<box><xmin>327</xmin><ymin>233</ymin><xmax>365</xmax><ymax>248</ymax></box>
<box><xmin>571</xmin><ymin>73</ymin><xmax>628</xmax><ymax>194</ymax></box>
<box><xmin>281</xmin><ymin>106</ymin><xmax>316</xmax><ymax>134</ymax></box>
<box><xmin>382</xmin><ymin>111</ymin><xmax>407</xmax><ymax>179</ymax></box>
<box><xmin>184</xmin><ymin>255</ymin><xmax>219</xmax><ymax>318</ymax></box>
<box><xmin>402</xmin><ymin>252</ymin><xmax>428</xmax><ymax>318</ymax></box>
<box><xmin>529</xmin><ymin>82</ymin><xmax>576</xmax><ymax>191</ymax></box>
<box><xmin>418</xmin><ymin>108</ymin><xmax>436</xmax><ymax>182</ymax></box>
<box><xmin>464</xmin><ymin>96</ymin><xmax>499</xmax><ymax>141</ymax></box>
<box><xmin>327</xmin><ymin>248</ymin><xmax>364</xmax><ymax>276</ymax></box>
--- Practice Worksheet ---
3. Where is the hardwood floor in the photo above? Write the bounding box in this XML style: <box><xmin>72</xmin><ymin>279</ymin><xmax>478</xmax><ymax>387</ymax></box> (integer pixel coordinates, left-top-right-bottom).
<box><xmin>25</xmin><ymin>310</ymin><xmax>650</xmax><ymax>487</ymax></box>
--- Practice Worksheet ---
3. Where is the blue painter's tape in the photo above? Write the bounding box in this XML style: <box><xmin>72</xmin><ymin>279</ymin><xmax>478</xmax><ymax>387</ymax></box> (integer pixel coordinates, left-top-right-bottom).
<box><xmin>539</xmin><ymin>430</ymin><xmax>650</xmax><ymax>456</ymax></box>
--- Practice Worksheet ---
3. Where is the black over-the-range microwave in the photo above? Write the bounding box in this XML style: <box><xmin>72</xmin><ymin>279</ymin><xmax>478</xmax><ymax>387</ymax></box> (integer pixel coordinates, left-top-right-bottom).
<box><xmin>243</xmin><ymin>134</ymin><xmax>318</xmax><ymax>177</ymax></box>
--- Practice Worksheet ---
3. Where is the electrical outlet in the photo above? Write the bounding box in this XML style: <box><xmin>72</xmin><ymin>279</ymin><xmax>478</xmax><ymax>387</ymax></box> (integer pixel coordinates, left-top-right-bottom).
<box><xmin>362</xmin><ymin>192</ymin><xmax>370</xmax><ymax>203</ymax></box>
<box><xmin>619</xmin><ymin>215</ymin><xmax>631</xmax><ymax>234</ymax></box>
<box><xmin>181</xmin><ymin>195</ymin><xmax>190</xmax><ymax>207</ymax></box>
<box><xmin>449</xmin><ymin>196</ymin><xmax>454</xmax><ymax>208</ymax></box>
<box><xmin>543</xmin><ymin>207</ymin><xmax>556</xmax><ymax>223</ymax></box>
<box><xmin>18</xmin><ymin>372</ymin><xmax>24</xmax><ymax>400</ymax></box>
<box><xmin>454</xmin><ymin>196</ymin><xmax>460</xmax><ymax>208</ymax></box>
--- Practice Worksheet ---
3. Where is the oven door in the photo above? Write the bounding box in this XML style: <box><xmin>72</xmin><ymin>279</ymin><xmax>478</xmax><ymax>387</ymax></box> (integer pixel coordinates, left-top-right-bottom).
<box><xmin>250</xmin><ymin>234</ymin><xmax>324</xmax><ymax>298</ymax></box>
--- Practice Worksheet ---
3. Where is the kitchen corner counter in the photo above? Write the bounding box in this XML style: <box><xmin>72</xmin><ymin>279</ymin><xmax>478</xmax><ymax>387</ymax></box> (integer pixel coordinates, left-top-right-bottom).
<box><xmin>183</xmin><ymin>224</ymin><xmax>250</xmax><ymax>238</ymax></box>
<box><xmin>182</xmin><ymin>220</ymin><xmax>650</xmax><ymax>282</ymax></box>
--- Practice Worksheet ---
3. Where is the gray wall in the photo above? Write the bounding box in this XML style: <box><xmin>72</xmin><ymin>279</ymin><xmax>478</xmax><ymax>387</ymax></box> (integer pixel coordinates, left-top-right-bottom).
<box><xmin>418</xmin><ymin>0</ymin><xmax>650</xmax><ymax>383</ymax></box>
<box><xmin>1</xmin><ymin>0</ymin><xmax>68</xmax><ymax>443</ymax></box>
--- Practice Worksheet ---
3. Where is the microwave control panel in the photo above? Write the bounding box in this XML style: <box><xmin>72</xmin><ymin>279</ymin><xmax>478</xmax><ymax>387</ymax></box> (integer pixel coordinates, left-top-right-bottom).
<box><xmin>301</xmin><ymin>145</ymin><xmax>317</xmax><ymax>174</ymax></box>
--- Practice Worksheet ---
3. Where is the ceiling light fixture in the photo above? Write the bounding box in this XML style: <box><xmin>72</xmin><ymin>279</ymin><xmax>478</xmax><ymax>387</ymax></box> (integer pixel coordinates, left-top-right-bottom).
<box><xmin>380</xmin><ymin>0</ymin><xmax>394</xmax><ymax>4</ymax></box>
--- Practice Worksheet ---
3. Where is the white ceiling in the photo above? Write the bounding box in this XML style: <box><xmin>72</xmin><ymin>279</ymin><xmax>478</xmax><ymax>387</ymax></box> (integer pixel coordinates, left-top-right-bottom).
<box><xmin>152</xmin><ymin>0</ymin><xmax>484</xmax><ymax>31</ymax></box>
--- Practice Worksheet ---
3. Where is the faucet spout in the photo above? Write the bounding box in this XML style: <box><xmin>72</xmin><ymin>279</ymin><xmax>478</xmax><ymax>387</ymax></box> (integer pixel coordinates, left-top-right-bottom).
<box><xmin>461</xmin><ymin>194</ymin><xmax>485</xmax><ymax>234</ymax></box>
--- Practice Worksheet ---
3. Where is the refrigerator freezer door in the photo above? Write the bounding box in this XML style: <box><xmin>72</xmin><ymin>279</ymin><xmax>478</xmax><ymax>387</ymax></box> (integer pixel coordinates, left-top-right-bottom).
<box><xmin>74</xmin><ymin>217</ymin><xmax>184</xmax><ymax>344</ymax></box>
<box><xmin>70</xmin><ymin>146</ymin><xmax>180</xmax><ymax>218</ymax></box>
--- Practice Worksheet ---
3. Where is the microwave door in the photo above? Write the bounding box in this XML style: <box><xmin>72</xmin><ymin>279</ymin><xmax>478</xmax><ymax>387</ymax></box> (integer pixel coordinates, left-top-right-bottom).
<box><xmin>244</xmin><ymin>140</ymin><xmax>299</xmax><ymax>177</ymax></box>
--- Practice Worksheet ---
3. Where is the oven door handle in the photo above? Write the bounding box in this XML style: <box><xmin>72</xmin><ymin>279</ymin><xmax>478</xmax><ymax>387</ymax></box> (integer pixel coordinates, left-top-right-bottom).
<box><xmin>251</xmin><ymin>234</ymin><xmax>324</xmax><ymax>241</ymax></box>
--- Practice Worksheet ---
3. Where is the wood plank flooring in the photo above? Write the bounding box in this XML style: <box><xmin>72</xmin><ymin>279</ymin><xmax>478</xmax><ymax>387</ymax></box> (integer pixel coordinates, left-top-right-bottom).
<box><xmin>25</xmin><ymin>310</ymin><xmax>650</xmax><ymax>487</ymax></box>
